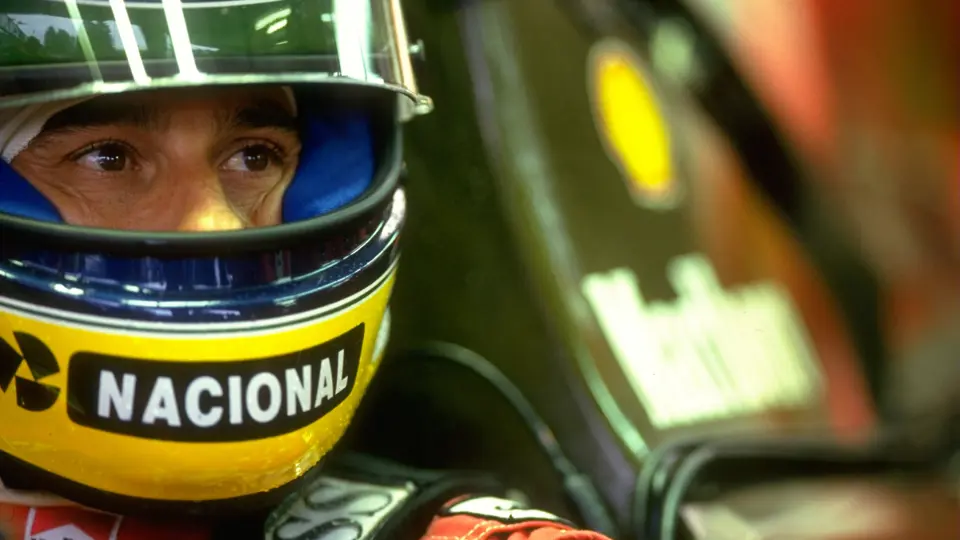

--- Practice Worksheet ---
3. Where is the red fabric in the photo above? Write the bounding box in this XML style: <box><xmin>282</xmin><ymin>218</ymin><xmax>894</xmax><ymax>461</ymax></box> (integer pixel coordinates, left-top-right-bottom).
<box><xmin>0</xmin><ymin>502</ymin><xmax>212</xmax><ymax>540</ymax></box>
<box><xmin>419</xmin><ymin>514</ymin><xmax>609</xmax><ymax>540</ymax></box>
<box><xmin>0</xmin><ymin>497</ymin><xmax>613</xmax><ymax>540</ymax></box>
<box><xmin>419</xmin><ymin>498</ymin><xmax>613</xmax><ymax>540</ymax></box>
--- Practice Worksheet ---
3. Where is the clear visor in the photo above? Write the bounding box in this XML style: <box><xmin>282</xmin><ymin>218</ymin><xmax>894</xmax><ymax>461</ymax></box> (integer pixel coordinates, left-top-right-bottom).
<box><xmin>0</xmin><ymin>0</ymin><xmax>431</xmax><ymax>120</ymax></box>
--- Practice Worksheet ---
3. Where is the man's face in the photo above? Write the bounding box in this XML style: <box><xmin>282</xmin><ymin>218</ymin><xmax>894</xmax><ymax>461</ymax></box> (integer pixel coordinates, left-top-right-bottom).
<box><xmin>11</xmin><ymin>86</ymin><xmax>301</xmax><ymax>231</ymax></box>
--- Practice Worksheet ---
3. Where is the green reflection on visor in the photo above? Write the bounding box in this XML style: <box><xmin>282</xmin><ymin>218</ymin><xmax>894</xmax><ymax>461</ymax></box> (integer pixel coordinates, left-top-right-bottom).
<box><xmin>0</xmin><ymin>0</ymin><xmax>429</xmax><ymax>115</ymax></box>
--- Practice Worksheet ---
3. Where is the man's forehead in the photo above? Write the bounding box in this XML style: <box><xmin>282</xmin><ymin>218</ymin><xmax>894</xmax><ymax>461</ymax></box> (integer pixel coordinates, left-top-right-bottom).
<box><xmin>41</xmin><ymin>87</ymin><xmax>296</xmax><ymax>133</ymax></box>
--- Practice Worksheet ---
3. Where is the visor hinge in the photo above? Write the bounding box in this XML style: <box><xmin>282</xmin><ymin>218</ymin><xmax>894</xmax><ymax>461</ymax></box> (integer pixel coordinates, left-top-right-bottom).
<box><xmin>409</xmin><ymin>39</ymin><xmax>427</xmax><ymax>64</ymax></box>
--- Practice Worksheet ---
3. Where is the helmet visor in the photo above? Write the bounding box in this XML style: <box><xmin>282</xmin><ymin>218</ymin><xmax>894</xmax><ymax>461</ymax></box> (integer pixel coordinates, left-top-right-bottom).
<box><xmin>0</xmin><ymin>0</ymin><xmax>431</xmax><ymax>118</ymax></box>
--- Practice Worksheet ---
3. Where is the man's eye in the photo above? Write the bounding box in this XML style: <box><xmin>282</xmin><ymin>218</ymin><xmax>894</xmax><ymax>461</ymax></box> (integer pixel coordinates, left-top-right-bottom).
<box><xmin>222</xmin><ymin>145</ymin><xmax>278</xmax><ymax>173</ymax></box>
<box><xmin>77</xmin><ymin>143</ymin><xmax>129</xmax><ymax>172</ymax></box>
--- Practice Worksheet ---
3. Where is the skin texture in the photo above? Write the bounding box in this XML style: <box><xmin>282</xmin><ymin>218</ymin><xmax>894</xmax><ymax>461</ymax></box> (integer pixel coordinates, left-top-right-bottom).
<box><xmin>11</xmin><ymin>87</ymin><xmax>301</xmax><ymax>231</ymax></box>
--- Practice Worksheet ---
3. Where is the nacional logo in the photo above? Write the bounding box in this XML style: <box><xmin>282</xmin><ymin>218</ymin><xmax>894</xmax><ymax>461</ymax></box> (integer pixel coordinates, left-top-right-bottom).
<box><xmin>0</xmin><ymin>332</ymin><xmax>61</xmax><ymax>412</ymax></box>
<box><xmin>67</xmin><ymin>324</ymin><xmax>365</xmax><ymax>442</ymax></box>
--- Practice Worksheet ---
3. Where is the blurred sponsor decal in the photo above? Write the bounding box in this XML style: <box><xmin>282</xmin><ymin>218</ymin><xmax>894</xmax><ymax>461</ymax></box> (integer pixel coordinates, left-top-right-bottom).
<box><xmin>582</xmin><ymin>254</ymin><xmax>823</xmax><ymax>429</ymax></box>
<box><xmin>588</xmin><ymin>38</ymin><xmax>679</xmax><ymax>209</ymax></box>
<box><xmin>16</xmin><ymin>506</ymin><xmax>119</xmax><ymax>540</ymax></box>
<box><xmin>0</xmin><ymin>503</ymin><xmax>211</xmax><ymax>540</ymax></box>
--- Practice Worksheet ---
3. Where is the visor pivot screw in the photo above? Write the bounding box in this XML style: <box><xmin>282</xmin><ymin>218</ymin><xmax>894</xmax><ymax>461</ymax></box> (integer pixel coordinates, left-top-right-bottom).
<box><xmin>409</xmin><ymin>39</ymin><xmax>426</xmax><ymax>63</ymax></box>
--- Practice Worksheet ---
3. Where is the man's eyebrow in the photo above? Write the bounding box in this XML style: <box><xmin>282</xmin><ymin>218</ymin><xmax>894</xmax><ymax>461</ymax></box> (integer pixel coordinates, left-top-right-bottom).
<box><xmin>37</xmin><ymin>98</ymin><xmax>297</xmax><ymax>139</ymax></box>
<box><xmin>40</xmin><ymin>100</ymin><xmax>156</xmax><ymax>135</ymax></box>
<box><xmin>222</xmin><ymin>100</ymin><xmax>298</xmax><ymax>133</ymax></box>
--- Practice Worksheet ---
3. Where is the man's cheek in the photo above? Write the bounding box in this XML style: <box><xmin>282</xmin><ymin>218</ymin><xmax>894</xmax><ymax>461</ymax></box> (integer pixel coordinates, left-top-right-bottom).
<box><xmin>250</xmin><ymin>175</ymin><xmax>294</xmax><ymax>227</ymax></box>
<box><xmin>9</xmin><ymin>157</ymin><xmax>95</xmax><ymax>225</ymax></box>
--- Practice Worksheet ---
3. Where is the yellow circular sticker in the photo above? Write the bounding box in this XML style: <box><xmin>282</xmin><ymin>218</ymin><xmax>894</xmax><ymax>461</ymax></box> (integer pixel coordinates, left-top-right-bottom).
<box><xmin>588</xmin><ymin>38</ymin><xmax>679</xmax><ymax>209</ymax></box>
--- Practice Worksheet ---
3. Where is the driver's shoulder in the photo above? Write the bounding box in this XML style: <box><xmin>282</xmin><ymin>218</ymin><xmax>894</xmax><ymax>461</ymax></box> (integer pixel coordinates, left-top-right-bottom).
<box><xmin>267</xmin><ymin>453</ymin><xmax>612</xmax><ymax>540</ymax></box>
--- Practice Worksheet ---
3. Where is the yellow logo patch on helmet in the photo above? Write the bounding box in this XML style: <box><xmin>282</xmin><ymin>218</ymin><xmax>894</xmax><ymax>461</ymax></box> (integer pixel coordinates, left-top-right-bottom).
<box><xmin>0</xmin><ymin>267</ymin><xmax>396</xmax><ymax>502</ymax></box>
<box><xmin>588</xmin><ymin>38</ymin><xmax>679</xmax><ymax>209</ymax></box>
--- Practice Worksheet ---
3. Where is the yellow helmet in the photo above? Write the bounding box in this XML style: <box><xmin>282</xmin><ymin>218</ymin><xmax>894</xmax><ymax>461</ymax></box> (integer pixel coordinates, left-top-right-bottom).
<box><xmin>0</xmin><ymin>0</ymin><xmax>428</xmax><ymax>515</ymax></box>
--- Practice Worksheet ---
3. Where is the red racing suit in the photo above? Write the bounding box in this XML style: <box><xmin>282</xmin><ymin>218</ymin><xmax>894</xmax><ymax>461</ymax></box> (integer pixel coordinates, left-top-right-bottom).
<box><xmin>0</xmin><ymin>479</ymin><xmax>613</xmax><ymax>540</ymax></box>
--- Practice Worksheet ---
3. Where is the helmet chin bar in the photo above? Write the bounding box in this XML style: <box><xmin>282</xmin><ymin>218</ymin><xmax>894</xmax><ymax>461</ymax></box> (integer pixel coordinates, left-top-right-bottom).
<box><xmin>0</xmin><ymin>255</ymin><xmax>399</xmax><ymax>511</ymax></box>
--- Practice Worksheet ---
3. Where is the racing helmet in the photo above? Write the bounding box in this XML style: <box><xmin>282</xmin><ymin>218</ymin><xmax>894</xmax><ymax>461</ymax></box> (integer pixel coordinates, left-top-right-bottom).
<box><xmin>0</xmin><ymin>0</ymin><xmax>430</xmax><ymax>514</ymax></box>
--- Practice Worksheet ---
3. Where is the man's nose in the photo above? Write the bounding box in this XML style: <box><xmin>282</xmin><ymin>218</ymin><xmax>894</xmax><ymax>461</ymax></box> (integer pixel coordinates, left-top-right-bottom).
<box><xmin>175</xmin><ymin>182</ymin><xmax>245</xmax><ymax>232</ymax></box>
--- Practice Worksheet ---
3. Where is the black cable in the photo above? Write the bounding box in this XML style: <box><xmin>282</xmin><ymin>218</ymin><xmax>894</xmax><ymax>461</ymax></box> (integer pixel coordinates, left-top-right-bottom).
<box><xmin>399</xmin><ymin>342</ymin><xmax>620</xmax><ymax>537</ymax></box>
